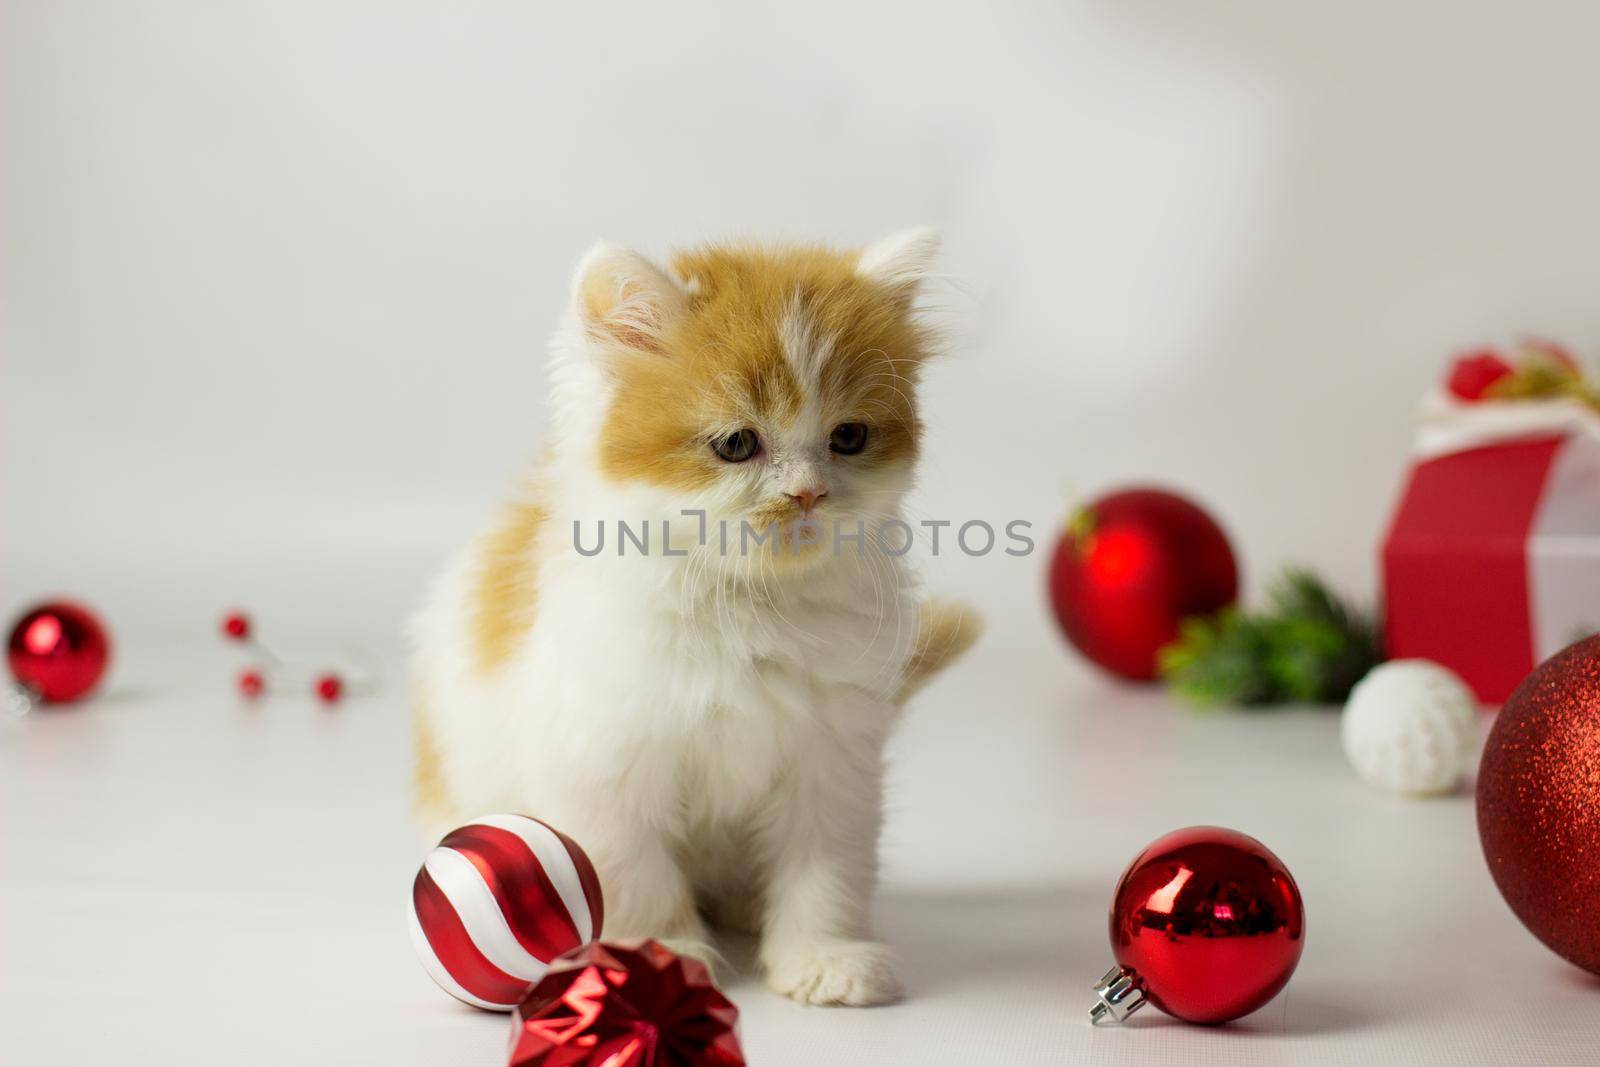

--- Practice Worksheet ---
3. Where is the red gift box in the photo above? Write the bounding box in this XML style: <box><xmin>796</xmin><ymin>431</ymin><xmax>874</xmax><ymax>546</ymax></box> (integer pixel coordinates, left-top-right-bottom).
<box><xmin>1382</xmin><ymin>394</ymin><xmax>1600</xmax><ymax>703</ymax></box>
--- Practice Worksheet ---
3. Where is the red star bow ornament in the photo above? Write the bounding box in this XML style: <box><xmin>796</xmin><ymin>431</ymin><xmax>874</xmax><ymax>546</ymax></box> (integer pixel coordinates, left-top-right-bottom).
<box><xmin>508</xmin><ymin>939</ymin><xmax>744</xmax><ymax>1067</ymax></box>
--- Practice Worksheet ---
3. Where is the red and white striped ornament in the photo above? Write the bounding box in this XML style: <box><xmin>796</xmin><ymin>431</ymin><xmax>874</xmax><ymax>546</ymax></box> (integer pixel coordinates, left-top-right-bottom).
<box><xmin>409</xmin><ymin>814</ymin><xmax>605</xmax><ymax>1011</ymax></box>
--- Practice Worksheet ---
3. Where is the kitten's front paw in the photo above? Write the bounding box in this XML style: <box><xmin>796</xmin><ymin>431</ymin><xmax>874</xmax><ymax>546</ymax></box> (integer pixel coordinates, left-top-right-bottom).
<box><xmin>765</xmin><ymin>940</ymin><xmax>901</xmax><ymax>1007</ymax></box>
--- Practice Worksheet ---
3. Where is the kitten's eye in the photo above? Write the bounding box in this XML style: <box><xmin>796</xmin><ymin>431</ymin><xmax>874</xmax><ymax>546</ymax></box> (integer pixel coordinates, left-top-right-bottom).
<box><xmin>829</xmin><ymin>422</ymin><xmax>869</xmax><ymax>455</ymax></box>
<box><xmin>710</xmin><ymin>428</ymin><xmax>761</xmax><ymax>463</ymax></box>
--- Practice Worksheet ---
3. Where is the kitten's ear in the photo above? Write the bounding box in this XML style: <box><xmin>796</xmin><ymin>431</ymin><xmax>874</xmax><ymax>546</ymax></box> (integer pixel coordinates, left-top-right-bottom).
<box><xmin>856</xmin><ymin>227</ymin><xmax>939</xmax><ymax>299</ymax></box>
<box><xmin>571</xmin><ymin>242</ymin><xmax>687</xmax><ymax>355</ymax></box>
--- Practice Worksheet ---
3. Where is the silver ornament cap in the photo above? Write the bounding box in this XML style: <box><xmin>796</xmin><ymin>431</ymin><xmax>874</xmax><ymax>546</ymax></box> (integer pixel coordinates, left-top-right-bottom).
<box><xmin>1089</xmin><ymin>965</ymin><xmax>1146</xmax><ymax>1024</ymax></box>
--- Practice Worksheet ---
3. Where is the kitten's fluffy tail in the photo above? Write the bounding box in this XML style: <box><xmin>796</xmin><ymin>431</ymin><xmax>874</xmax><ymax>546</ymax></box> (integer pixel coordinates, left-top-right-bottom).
<box><xmin>897</xmin><ymin>598</ymin><xmax>982</xmax><ymax>704</ymax></box>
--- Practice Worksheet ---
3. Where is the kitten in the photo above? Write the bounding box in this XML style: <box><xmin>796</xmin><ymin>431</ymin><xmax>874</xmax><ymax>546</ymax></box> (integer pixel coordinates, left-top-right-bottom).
<box><xmin>410</xmin><ymin>231</ymin><xmax>978</xmax><ymax>1006</ymax></box>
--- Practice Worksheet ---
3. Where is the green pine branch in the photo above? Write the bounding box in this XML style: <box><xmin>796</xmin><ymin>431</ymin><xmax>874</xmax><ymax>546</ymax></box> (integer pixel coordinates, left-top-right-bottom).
<box><xmin>1158</xmin><ymin>569</ymin><xmax>1384</xmax><ymax>708</ymax></box>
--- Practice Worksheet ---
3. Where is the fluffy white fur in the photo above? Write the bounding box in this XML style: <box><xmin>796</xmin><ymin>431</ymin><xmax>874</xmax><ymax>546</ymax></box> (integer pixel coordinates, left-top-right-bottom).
<box><xmin>412</xmin><ymin>231</ymin><xmax>949</xmax><ymax>1007</ymax></box>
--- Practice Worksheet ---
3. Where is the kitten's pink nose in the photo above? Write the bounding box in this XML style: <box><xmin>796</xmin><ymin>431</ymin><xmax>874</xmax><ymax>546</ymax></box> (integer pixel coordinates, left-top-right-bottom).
<box><xmin>788</xmin><ymin>488</ymin><xmax>828</xmax><ymax>514</ymax></box>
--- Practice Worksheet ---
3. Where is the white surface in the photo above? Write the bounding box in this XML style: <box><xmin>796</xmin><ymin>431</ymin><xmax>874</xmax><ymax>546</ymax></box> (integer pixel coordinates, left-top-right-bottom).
<box><xmin>4</xmin><ymin>639</ymin><xmax>1598</xmax><ymax>1066</ymax></box>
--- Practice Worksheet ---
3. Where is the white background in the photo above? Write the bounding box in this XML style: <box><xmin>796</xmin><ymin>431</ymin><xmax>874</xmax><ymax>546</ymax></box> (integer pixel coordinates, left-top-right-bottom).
<box><xmin>6</xmin><ymin>2</ymin><xmax>1600</xmax><ymax>1064</ymax></box>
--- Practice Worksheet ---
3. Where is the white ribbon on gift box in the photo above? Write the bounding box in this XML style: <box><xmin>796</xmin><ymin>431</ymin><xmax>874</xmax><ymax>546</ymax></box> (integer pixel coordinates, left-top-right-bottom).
<box><xmin>1415</xmin><ymin>390</ymin><xmax>1600</xmax><ymax>458</ymax></box>
<box><xmin>1412</xmin><ymin>390</ymin><xmax>1600</xmax><ymax>663</ymax></box>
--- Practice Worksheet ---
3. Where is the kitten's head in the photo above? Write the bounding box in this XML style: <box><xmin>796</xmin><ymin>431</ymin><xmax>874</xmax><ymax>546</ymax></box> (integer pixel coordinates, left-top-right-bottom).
<box><xmin>558</xmin><ymin>231</ymin><xmax>938</xmax><ymax>571</ymax></box>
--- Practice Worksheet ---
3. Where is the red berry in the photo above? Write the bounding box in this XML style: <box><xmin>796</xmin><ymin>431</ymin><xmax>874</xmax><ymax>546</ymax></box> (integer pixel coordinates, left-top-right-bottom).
<box><xmin>221</xmin><ymin>612</ymin><xmax>251</xmax><ymax>641</ymax></box>
<box><xmin>315</xmin><ymin>674</ymin><xmax>343</xmax><ymax>703</ymax></box>
<box><xmin>1447</xmin><ymin>349</ymin><xmax>1514</xmax><ymax>401</ymax></box>
<box><xmin>237</xmin><ymin>669</ymin><xmax>265</xmax><ymax>698</ymax></box>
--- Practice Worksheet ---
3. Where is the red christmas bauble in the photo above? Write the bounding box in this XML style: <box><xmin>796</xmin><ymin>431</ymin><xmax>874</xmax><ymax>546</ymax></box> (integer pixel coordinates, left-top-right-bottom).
<box><xmin>1049</xmin><ymin>488</ymin><xmax>1238</xmax><ymax>680</ymax></box>
<box><xmin>1477</xmin><ymin>634</ymin><xmax>1600</xmax><ymax>974</ymax></box>
<box><xmin>509</xmin><ymin>939</ymin><xmax>744</xmax><ymax>1067</ymax></box>
<box><xmin>1092</xmin><ymin>826</ymin><xmax>1305</xmax><ymax>1025</ymax></box>
<box><xmin>7</xmin><ymin>601</ymin><xmax>111</xmax><ymax>704</ymax></box>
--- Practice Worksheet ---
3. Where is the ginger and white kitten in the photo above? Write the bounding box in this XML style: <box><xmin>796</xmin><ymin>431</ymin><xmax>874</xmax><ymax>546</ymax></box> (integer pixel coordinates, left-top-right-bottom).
<box><xmin>411</xmin><ymin>230</ymin><xmax>977</xmax><ymax>1007</ymax></box>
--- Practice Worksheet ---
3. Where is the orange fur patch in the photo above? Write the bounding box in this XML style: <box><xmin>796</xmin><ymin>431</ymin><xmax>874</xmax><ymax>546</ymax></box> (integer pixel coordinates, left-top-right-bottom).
<box><xmin>597</xmin><ymin>243</ymin><xmax>929</xmax><ymax>490</ymax></box>
<box><xmin>469</xmin><ymin>498</ymin><xmax>547</xmax><ymax>675</ymax></box>
<box><xmin>412</xmin><ymin>688</ymin><xmax>452</xmax><ymax>827</ymax></box>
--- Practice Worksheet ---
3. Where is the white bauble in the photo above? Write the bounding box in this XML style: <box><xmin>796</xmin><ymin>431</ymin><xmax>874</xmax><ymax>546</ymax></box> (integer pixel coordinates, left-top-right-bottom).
<box><xmin>1341</xmin><ymin>660</ymin><xmax>1480</xmax><ymax>796</ymax></box>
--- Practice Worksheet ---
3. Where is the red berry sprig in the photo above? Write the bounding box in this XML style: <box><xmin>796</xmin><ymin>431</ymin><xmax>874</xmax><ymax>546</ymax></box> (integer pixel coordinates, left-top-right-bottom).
<box><xmin>218</xmin><ymin>609</ymin><xmax>372</xmax><ymax>707</ymax></box>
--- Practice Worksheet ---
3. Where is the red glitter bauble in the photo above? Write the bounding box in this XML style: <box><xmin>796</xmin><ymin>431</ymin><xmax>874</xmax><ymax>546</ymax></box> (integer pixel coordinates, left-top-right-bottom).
<box><xmin>221</xmin><ymin>612</ymin><xmax>251</xmax><ymax>641</ymax></box>
<box><xmin>1049</xmin><ymin>489</ymin><xmax>1238</xmax><ymax>680</ymax></box>
<box><xmin>1092</xmin><ymin>826</ymin><xmax>1305</xmax><ymax>1025</ymax></box>
<box><xmin>7</xmin><ymin>601</ymin><xmax>111</xmax><ymax>704</ymax></box>
<box><xmin>1478</xmin><ymin>634</ymin><xmax>1600</xmax><ymax>975</ymax></box>
<box><xmin>508</xmin><ymin>939</ymin><xmax>744</xmax><ymax>1067</ymax></box>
